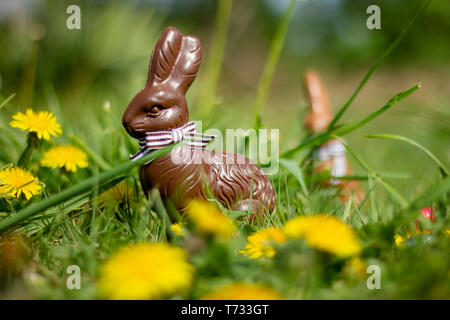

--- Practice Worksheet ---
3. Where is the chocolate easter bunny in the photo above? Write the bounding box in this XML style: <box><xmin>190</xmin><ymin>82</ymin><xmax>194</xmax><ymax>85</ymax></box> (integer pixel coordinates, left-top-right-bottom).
<box><xmin>303</xmin><ymin>70</ymin><xmax>365</xmax><ymax>205</ymax></box>
<box><xmin>122</xmin><ymin>27</ymin><xmax>275</xmax><ymax>215</ymax></box>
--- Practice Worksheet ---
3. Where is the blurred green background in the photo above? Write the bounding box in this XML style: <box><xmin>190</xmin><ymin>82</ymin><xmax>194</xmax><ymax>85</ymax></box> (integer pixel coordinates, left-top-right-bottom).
<box><xmin>0</xmin><ymin>0</ymin><xmax>449</xmax><ymax>199</ymax></box>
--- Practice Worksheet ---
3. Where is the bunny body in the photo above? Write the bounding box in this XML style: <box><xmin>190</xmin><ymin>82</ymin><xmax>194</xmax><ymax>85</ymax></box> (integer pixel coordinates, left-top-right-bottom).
<box><xmin>303</xmin><ymin>70</ymin><xmax>364</xmax><ymax>205</ymax></box>
<box><xmin>140</xmin><ymin>148</ymin><xmax>275</xmax><ymax>213</ymax></box>
<box><xmin>122</xmin><ymin>27</ymin><xmax>275</xmax><ymax>214</ymax></box>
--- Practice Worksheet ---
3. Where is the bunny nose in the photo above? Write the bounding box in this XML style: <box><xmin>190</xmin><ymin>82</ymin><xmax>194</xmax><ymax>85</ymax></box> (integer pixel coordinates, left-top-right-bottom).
<box><xmin>122</xmin><ymin>114</ymin><xmax>129</xmax><ymax>128</ymax></box>
<box><xmin>122</xmin><ymin>116</ymin><xmax>137</xmax><ymax>136</ymax></box>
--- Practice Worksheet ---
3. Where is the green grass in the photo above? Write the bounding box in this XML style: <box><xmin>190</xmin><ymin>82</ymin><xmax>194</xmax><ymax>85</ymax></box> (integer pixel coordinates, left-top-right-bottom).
<box><xmin>0</xmin><ymin>0</ymin><xmax>449</xmax><ymax>300</ymax></box>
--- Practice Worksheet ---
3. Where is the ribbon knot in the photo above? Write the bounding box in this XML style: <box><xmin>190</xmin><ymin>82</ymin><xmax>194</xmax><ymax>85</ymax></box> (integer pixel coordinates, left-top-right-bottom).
<box><xmin>170</xmin><ymin>128</ymin><xmax>184</xmax><ymax>143</ymax></box>
<box><xmin>130</xmin><ymin>121</ymin><xmax>216</xmax><ymax>161</ymax></box>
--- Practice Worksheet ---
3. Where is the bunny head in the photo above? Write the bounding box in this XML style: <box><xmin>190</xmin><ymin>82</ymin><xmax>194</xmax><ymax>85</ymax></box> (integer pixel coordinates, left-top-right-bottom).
<box><xmin>122</xmin><ymin>27</ymin><xmax>202</xmax><ymax>139</ymax></box>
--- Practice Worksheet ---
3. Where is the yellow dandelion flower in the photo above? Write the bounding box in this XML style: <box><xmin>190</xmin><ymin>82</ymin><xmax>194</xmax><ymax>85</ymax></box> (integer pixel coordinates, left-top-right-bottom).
<box><xmin>98</xmin><ymin>242</ymin><xmax>193</xmax><ymax>300</ymax></box>
<box><xmin>97</xmin><ymin>183</ymin><xmax>134</xmax><ymax>209</ymax></box>
<box><xmin>444</xmin><ymin>227</ymin><xmax>450</xmax><ymax>236</ymax></box>
<box><xmin>170</xmin><ymin>222</ymin><xmax>184</xmax><ymax>237</ymax></box>
<box><xmin>284</xmin><ymin>214</ymin><xmax>362</xmax><ymax>258</ymax></box>
<box><xmin>283</xmin><ymin>216</ymin><xmax>312</xmax><ymax>238</ymax></box>
<box><xmin>394</xmin><ymin>234</ymin><xmax>406</xmax><ymax>246</ymax></box>
<box><xmin>0</xmin><ymin>167</ymin><xmax>41</xmax><ymax>200</ymax></box>
<box><xmin>186</xmin><ymin>200</ymin><xmax>235</xmax><ymax>238</ymax></box>
<box><xmin>41</xmin><ymin>145</ymin><xmax>88</xmax><ymax>172</ymax></box>
<box><xmin>239</xmin><ymin>227</ymin><xmax>287</xmax><ymax>259</ymax></box>
<box><xmin>394</xmin><ymin>232</ymin><xmax>415</xmax><ymax>246</ymax></box>
<box><xmin>201</xmin><ymin>282</ymin><xmax>284</xmax><ymax>300</ymax></box>
<box><xmin>10</xmin><ymin>109</ymin><xmax>62</xmax><ymax>140</ymax></box>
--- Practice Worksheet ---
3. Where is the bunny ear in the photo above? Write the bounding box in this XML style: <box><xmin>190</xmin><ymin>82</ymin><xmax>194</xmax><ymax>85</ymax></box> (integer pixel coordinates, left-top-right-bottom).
<box><xmin>303</xmin><ymin>70</ymin><xmax>331</xmax><ymax>115</ymax></box>
<box><xmin>147</xmin><ymin>27</ymin><xmax>202</xmax><ymax>94</ymax></box>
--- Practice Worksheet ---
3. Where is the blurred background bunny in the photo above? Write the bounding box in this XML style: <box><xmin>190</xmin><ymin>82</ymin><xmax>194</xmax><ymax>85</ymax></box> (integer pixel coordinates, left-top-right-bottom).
<box><xmin>303</xmin><ymin>70</ymin><xmax>365</xmax><ymax>205</ymax></box>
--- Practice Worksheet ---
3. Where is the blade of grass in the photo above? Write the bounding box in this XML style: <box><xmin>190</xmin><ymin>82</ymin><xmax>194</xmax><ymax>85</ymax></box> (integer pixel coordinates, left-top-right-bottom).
<box><xmin>394</xmin><ymin>177</ymin><xmax>450</xmax><ymax>225</ymax></box>
<box><xmin>0</xmin><ymin>145</ymin><xmax>175</xmax><ymax>232</ymax></box>
<box><xmin>279</xmin><ymin>158</ymin><xmax>309</xmax><ymax>196</ymax></box>
<box><xmin>71</xmin><ymin>135</ymin><xmax>112</xmax><ymax>171</ymax></box>
<box><xmin>253</xmin><ymin>0</ymin><xmax>296</xmax><ymax>128</ymax></box>
<box><xmin>24</xmin><ymin>176</ymin><xmax>130</xmax><ymax>227</ymax></box>
<box><xmin>197</xmin><ymin>0</ymin><xmax>233</xmax><ymax>115</ymax></box>
<box><xmin>365</xmin><ymin>134</ymin><xmax>449</xmax><ymax>177</ymax></box>
<box><xmin>0</xmin><ymin>93</ymin><xmax>16</xmax><ymax>110</ymax></box>
<box><xmin>335</xmin><ymin>136</ymin><xmax>409</xmax><ymax>208</ymax></box>
<box><xmin>315</xmin><ymin>172</ymin><xmax>412</xmax><ymax>181</ymax></box>
<box><xmin>357</xmin><ymin>183</ymin><xmax>376</xmax><ymax>217</ymax></box>
<box><xmin>328</xmin><ymin>0</ymin><xmax>430</xmax><ymax>128</ymax></box>
<box><xmin>282</xmin><ymin>84</ymin><xmax>420</xmax><ymax>158</ymax></box>
<box><xmin>150</xmin><ymin>188</ymin><xmax>176</xmax><ymax>242</ymax></box>
<box><xmin>368</xmin><ymin>175</ymin><xmax>379</xmax><ymax>222</ymax></box>
<box><xmin>333</xmin><ymin>84</ymin><xmax>420</xmax><ymax>137</ymax></box>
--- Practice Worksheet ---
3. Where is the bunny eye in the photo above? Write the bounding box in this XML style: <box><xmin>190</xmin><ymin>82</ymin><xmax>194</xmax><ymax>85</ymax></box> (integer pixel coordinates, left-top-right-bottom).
<box><xmin>146</xmin><ymin>104</ymin><xmax>163</xmax><ymax>115</ymax></box>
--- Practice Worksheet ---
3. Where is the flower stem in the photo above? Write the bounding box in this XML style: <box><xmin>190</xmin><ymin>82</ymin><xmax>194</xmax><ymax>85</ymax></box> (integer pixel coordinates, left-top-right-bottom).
<box><xmin>17</xmin><ymin>132</ymin><xmax>41</xmax><ymax>168</ymax></box>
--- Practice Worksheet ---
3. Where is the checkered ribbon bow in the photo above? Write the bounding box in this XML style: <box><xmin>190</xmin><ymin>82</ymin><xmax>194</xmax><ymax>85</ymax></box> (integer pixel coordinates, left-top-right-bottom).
<box><xmin>130</xmin><ymin>121</ymin><xmax>216</xmax><ymax>161</ymax></box>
